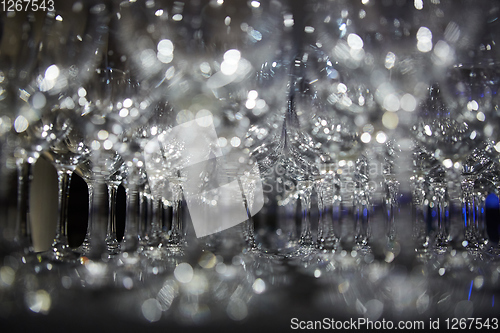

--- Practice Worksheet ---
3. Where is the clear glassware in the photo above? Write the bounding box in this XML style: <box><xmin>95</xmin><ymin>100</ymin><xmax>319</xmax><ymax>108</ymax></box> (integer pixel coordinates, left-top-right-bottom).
<box><xmin>425</xmin><ymin>165</ymin><xmax>450</xmax><ymax>254</ymax></box>
<box><xmin>300</xmin><ymin>45</ymin><xmax>373</xmax><ymax>254</ymax></box>
<box><xmin>71</xmin><ymin>150</ymin><xmax>125</xmax><ymax>258</ymax></box>
<box><xmin>411</xmin><ymin>145</ymin><xmax>438</xmax><ymax>256</ymax></box>
<box><xmin>308</xmin><ymin>0</ymin><xmax>489</xmax><ymax>257</ymax></box>
<box><xmin>480</xmin><ymin>165</ymin><xmax>500</xmax><ymax>257</ymax></box>
<box><xmin>130</xmin><ymin>101</ymin><xmax>176</xmax><ymax>257</ymax></box>
<box><xmin>87</xmin><ymin>152</ymin><xmax>127</xmax><ymax>260</ymax></box>
<box><xmin>114</xmin><ymin>100</ymin><xmax>166</xmax><ymax>257</ymax></box>
<box><xmin>277</xmin><ymin>190</ymin><xmax>300</xmax><ymax>253</ymax></box>
<box><xmin>142</xmin><ymin>134</ymin><xmax>170</xmax><ymax>254</ymax></box>
<box><xmin>73</xmin><ymin>159</ymin><xmax>95</xmax><ymax>256</ymax></box>
<box><xmin>473</xmin><ymin>177</ymin><xmax>497</xmax><ymax>251</ymax></box>
<box><xmin>404</xmin><ymin>0</ymin><xmax>495</xmax><ymax>258</ymax></box>
<box><xmin>412</xmin><ymin>84</ymin><xmax>477</xmax><ymax>254</ymax></box>
<box><xmin>315</xmin><ymin>169</ymin><xmax>341</xmax><ymax>253</ymax></box>
<box><xmin>77</xmin><ymin>66</ymin><xmax>150</xmax><ymax>261</ymax></box>
<box><xmin>0</xmin><ymin>4</ymin><xmax>109</xmax><ymax>258</ymax></box>
<box><xmin>117</xmin><ymin>0</ymin><xmax>294</xmax><ymax>256</ymax></box>
<box><xmin>351</xmin><ymin>155</ymin><xmax>372</xmax><ymax>254</ymax></box>
<box><xmin>242</xmin><ymin>81</ymin><xmax>293</xmax><ymax>254</ymax></box>
<box><xmin>256</xmin><ymin>59</ymin><xmax>330</xmax><ymax>257</ymax></box>
<box><xmin>104</xmin><ymin>158</ymin><xmax>126</xmax><ymax>256</ymax></box>
<box><xmin>198</xmin><ymin>0</ymin><xmax>293</xmax><ymax>255</ymax></box>
<box><xmin>40</xmin><ymin>114</ymin><xmax>91</xmax><ymax>262</ymax></box>
<box><xmin>440</xmin><ymin>7</ymin><xmax>500</xmax><ymax>255</ymax></box>
<box><xmin>0</xmin><ymin>21</ymin><xmax>47</xmax><ymax>254</ymax></box>
<box><xmin>142</xmin><ymin>112</ymin><xmax>233</xmax><ymax>256</ymax></box>
<box><xmin>119</xmin><ymin>155</ymin><xmax>148</xmax><ymax>254</ymax></box>
<box><xmin>383</xmin><ymin>140</ymin><xmax>401</xmax><ymax>252</ymax></box>
<box><xmin>245</xmin><ymin>114</ymin><xmax>297</xmax><ymax>256</ymax></box>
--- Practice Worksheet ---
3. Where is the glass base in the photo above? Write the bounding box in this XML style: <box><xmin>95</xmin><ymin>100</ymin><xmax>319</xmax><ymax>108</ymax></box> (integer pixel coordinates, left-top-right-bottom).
<box><xmin>352</xmin><ymin>243</ymin><xmax>372</xmax><ymax>255</ymax></box>
<box><xmin>38</xmin><ymin>244</ymin><xmax>81</xmax><ymax>263</ymax></box>
<box><xmin>106</xmin><ymin>238</ymin><xmax>121</xmax><ymax>256</ymax></box>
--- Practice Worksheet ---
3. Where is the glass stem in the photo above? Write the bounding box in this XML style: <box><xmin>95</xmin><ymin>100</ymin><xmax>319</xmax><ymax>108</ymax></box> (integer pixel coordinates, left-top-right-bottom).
<box><xmin>79</xmin><ymin>182</ymin><xmax>94</xmax><ymax>255</ymax></box>
<box><xmin>476</xmin><ymin>194</ymin><xmax>487</xmax><ymax>247</ymax></box>
<box><xmin>433</xmin><ymin>184</ymin><xmax>450</xmax><ymax>251</ymax></box>
<box><xmin>332</xmin><ymin>195</ymin><xmax>341</xmax><ymax>248</ymax></box>
<box><xmin>243</xmin><ymin>210</ymin><xmax>256</xmax><ymax>250</ymax></box>
<box><xmin>413</xmin><ymin>203</ymin><xmax>429</xmax><ymax>251</ymax></box>
<box><xmin>462</xmin><ymin>175</ymin><xmax>479</xmax><ymax>249</ymax></box>
<box><xmin>284</xmin><ymin>196</ymin><xmax>298</xmax><ymax>245</ymax></box>
<box><xmin>15</xmin><ymin>160</ymin><xmax>34</xmax><ymax>253</ymax></box>
<box><xmin>298</xmin><ymin>183</ymin><xmax>313</xmax><ymax>247</ymax></box>
<box><xmin>122</xmin><ymin>184</ymin><xmax>139</xmax><ymax>252</ymax></box>
<box><xmin>168</xmin><ymin>184</ymin><xmax>183</xmax><ymax>246</ymax></box>
<box><xmin>145</xmin><ymin>192</ymin><xmax>153</xmax><ymax>244</ymax></box>
<box><xmin>88</xmin><ymin>176</ymin><xmax>107</xmax><ymax>260</ymax></box>
<box><xmin>385</xmin><ymin>197</ymin><xmax>396</xmax><ymax>242</ymax></box>
<box><xmin>138</xmin><ymin>187</ymin><xmax>148</xmax><ymax>245</ymax></box>
<box><xmin>106</xmin><ymin>183</ymin><xmax>119</xmax><ymax>254</ymax></box>
<box><xmin>385</xmin><ymin>179</ymin><xmax>399</xmax><ymax>246</ymax></box>
<box><xmin>316</xmin><ymin>188</ymin><xmax>328</xmax><ymax>250</ymax></box>
<box><xmin>412</xmin><ymin>176</ymin><xmax>429</xmax><ymax>252</ymax></box>
<box><xmin>239</xmin><ymin>178</ymin><xmax>256</xmax><ymax>250</ymax></box>
<box><xmin>52</xmin><ymin>168</ymin><xmax>73</xmax><ymax>253</ymax></box>
<box><xmin>354</xmin><ymin>188</ymin><xmax>370</xmax><ymax>250</ymax></box>
<box><xmin>354</xmin><ymin>157</ymin><xmax>371</xmax><ymax>252</ymax></box>
<box><xmin>147</xmin><ymin>196</ymin><xmax>162</xmax><ymax>247</ymax></box>
<box><xmin>317</xmin><ymin>178</ymin><xmax>340</xmax><ymax>251</ymax></box>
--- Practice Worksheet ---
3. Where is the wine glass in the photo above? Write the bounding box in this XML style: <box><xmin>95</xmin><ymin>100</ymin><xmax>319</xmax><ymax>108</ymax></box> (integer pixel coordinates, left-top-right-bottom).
<box><xmin>142</xmin><ymin>134</ymin><xmax>171</xmax><ymax>255</ymax></box>
<box><xmin>473</xmin><ymin>177</ymin><xmax>497</xmax><ymax>252</ymax></box>
<box><xmin>383</xmin><ymin>140</ymin><xmax>401</xmax><ymax>252</ymax></box>
<box><xmin>479</xmin><ymin>162</ymin><xmax>500</xmax><ymax>257</ymax></box>
<box><xmin>240</xmin><ymin>51</ymin><xmax>294</xmax><ymax>254</ymax></box>
<box><xmin>308</xmin><ymin>0</ymin><xmax>487</xmax><ymax>258</ymax></box>
<box><xmin>411</xmin><ymin>146</ymin><xmax>436</xmax><ymax>256</ymax></box>
<box><xmin>80</xmin><ymin>52</ymin><xmax>165</xmax><ymax>262</ymax></box>
<box><xmin>315</xmin><ymin>170</ymin><xmax>342</xmax><ymax>253</ymax></box>
<box><xmin>441</xmin><ymin>4</ymin><xmax>500</xmax><ymax>255</ymax></box>
<box><xmin>117</xmin><ymin>0</ymin><xmax>294</xmax><ymax>257</ymax></box>
<box><xmin>411</xmin><ymin>84</ymin><xmax>475</xmax><ymax>253</ymax></box>
<box><xmin>104</xmin><ymin>155</ymin><xmax>126</xmax><ymax>256</ymax></box>
<box><xmin>69</xmin><ymin>63</ymin><xmax>159</xmax><ymax>288</ymax></box>
<box><xmin>293</xmin><ymin>34</ymin><xmax>377</xmax><ymax>255</ymax></box>
<box><xmin>0</xmin><ymin>4</ymin><xmax>109</xmax><ymax>259</ymax></box>
<box><xmin>0</xmin><ymin>11</ymin><xmax>42</xmax><ymax>254</ymax></box>
<box><xmin>120</xmin><ymin>154</ymin><xmax>148</xmax><ymax>253</ymax></box>
<box><xmin>72</xmin><ymin>150</ymin><xmax>125</xmax><ymax>258</ymax></box>
<box><xmin>126</xmin><ymin>99</ymin><xmax>180</xmax><ymax>259</ymax></box>
<box><xmin>73</xmin><ymin>159</ymin><xmax>96</xmax><ymax>256</ymax></box>
<box><xmin>425</xmin><ymin>164</ymin><xmax>450</xmax><ymax>254</ymax></box>
<box><xmin>39</xmin><ymin>112</ymin><xmax>91</xmax><ymax>262</ymax></box>
<box><xmin>255</xmin><ymin>55</ymin><xmax>332</xmax><ymax>258</ymax></box>
<box><xmin>244</xmin><ymin>110</ymin><xmax>296</xmax><ymax>255</ymax></box>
